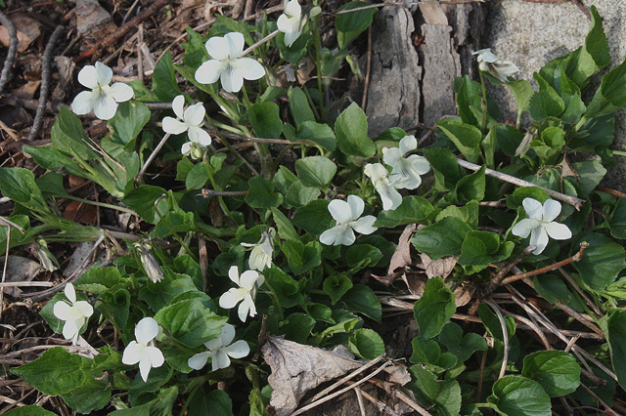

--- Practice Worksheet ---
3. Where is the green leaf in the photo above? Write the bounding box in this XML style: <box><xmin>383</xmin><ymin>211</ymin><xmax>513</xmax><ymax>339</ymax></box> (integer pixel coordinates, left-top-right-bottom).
<box><xmin>346</xmin><ymin>244</ymin><xmax>383</xmax><ymax>272</ymax></box>
<box><xmin>36</xmin><ymin>172</ymin><xmax>69</xmax><ymax>198</ymax></box>
<box><xmin>182</xmin><ymin>27</ymin><xmax>209</xmax><ymax>69</ymax></box>
<box><xmin>436</xmin><ymin>120</ymin><xmax>482</xmax><ymax>163</ymax></box>
<box><xmin>487</xmin><ymin>376</ymin><xmax>551</xmax><ymax>416</ymax></box>
<box><xmin>335</xmin><ymin>102</ymin><xmax>375</xmax><ymax>158</ymax></box>
<box><xmin>438</xmin><ymin>323</ymin><xmax>487</xmax><ymax>363</ymax></box>
<box><xmin>413</xmin><ymin>277</ymin><xmax>456</xmax><ymax>340</ymax></box>
<box><xmin>408</xmin><ymin>365</ymin><xmax>462</xmax><ymax>416</ymax></box>
<box><xmin>51</xmin><ymin>107</ymin><xmax>98</xmax><ymax>159</ymax></box>
<box><xmin>249</xmin><ymin>101</ymin><xmax>283</xmax><ymax>139</ymax></box>
<box><xmin>348</xmin><ymin>328</ymin><xmax>385</xmax><ymax>360</ymax></box>
<box><xmin>533</xmin><ymin>274</ymin><xmax>574</xmax><ymax>305</ymax></box>
<box><xmin>185</xmin><ymin>162</ymin><xmax>212</xmax><ymax>190</ymax></box>
<box><xmin>265</xmin><ymin>266</ymin><xmax>304</xmax><ymax>308</ymax></box>
<box><xmin>187</xmin><ymin>389</ymin><xmax>233</xmax><ymax>416</ymax></box>
<box><xmin>567</xmin><ymin>160</ymin><xmax>606</xmax><ymax>195</ymax></box>
<box><xmin>61</xmin><ymin>377</ymin><xmax>111</xmax><ymax>414</ymax></box>
<box><xmin>335</xmin><ymin>1</ymin><xmax>377</xmax><ymax>49</ymax></box>
<box><xmin>458</xmin><ymin>231</ymin><xmax>499</xmax><ymax>266</ymax></box>
<box><xmin>423</xmin><ymin>148</ymin><xmax>464</xmax><ymax>191</ymax></box>
<box><xmin>246</xmin><ymin>176</ymin><xmax>283</xmax><ymax>209</ymax></box>
<box><xmin>295</xmin><ymin>156</ymin><xmax>337</xmax><ymax>188</ymax></box>
<box><xmin>152</xmin><ymin>50</ymin><xmax>182</xmax><ymax>101</ymax></box>
<box><xmin>342</xmin><ymin>284</ymin><xmax>382</xmax><ymax>321</ymax></box>
<box><xmin>374</xmin><ymin>196</ymin><xmax>435</xmax><ymax>228</ymax></box>
<box><xmin>138</xmin><ymin>275</ymin><xmax>199</xmax><ymax>312</ymax></box>
<box><xmin>109</xmin><ymin>101</ymin><xmax>151</xmax><ymax>146</ymax></box>
<box><xmin>572</xmin><ymin>232</ymin><xmax>625</xmax><ymax>291</ymax></box>
<box><xmin>506</xmin><ymin>80</ymin><xmax>534</xmax><ymax>121</ymax></box>
<box><xmin>281</xmin><ymin>240</ymin><xmax>322</xmax><ymax>275</ymax></box>
<box><xmin>571</xmin><ymin>6</ymin><xmax>610</xmax><ymax>86</ymax></box>
<box><xmin>288</xmin><ymin>87</ymin><xmax>315</xmax><ymax>126</ymax></box>
<box><xmin>297</xmin><ymin>121</ymin><xmax>337</xmax><ymax>151</ymax></box>
<box><xmin>280</xmin><ymin>313</ymin><xmax>316</xmax><ymax>344</ymax></box>
<box><xmin>529</xmin><ymin>89</ymin><xmax>565</xmax><ymax>121</ymax></box>
<box><xmin>272</xmin><ymin>207</ymin><xmax>300</xmax><ymax>241</ymax></box>
<box><xmin>12</xmin><ymin>347</ymin><xmax>91</xmax><ymax>395</ymax></box>
<box><xmin>522</xmin><ymin>351</ymin><xmax>580</xmax><ymax>397</ymax></box>
<box><xmin>455</xmin><ymin>75</ymin><xmax>483</xmax><ymax>127</ymax></box>
<box><xmin>610</xmin><ymin>198</ymin><xmax>626</xmax><ymax>239</ymax></box>
<box><xmin>323</xmin><ymin>274</ymin><xmax>353</xmax><ymax>305</ymax></box>
<box><xmin>600</xmin><ymin>309</ymin><xmax>626</xmax><ymax>391</ymax></box>
<box><xmin>412</xmin><ymin>217</ymin><xmax>472</xmax><ymax>260</ymax></box>
<box><xmin>531</xmin><ymin>126</ymin><xmax>565</xmax><ymax>164</ymax></box>
<box><xmin>155</xmin><ymin>299</ymin><xmax>226</xmax><ymax>348</ymax></box>
<box><xmin>0</xmin><ymin>167</ymin><xmax>48</xmax><ymax>213</ymax></box>
<box><xmin>454</xmin><ymin>165</ymin><xmax>485</xmax><ymax>203</ymax></box>
<box><xmin>100</xmin><ymin>288</ymin><xmax>131</xmax><ymax>330</ymax></box>
<box><xmin>5</xmin><ymin>407</ymin><xmax>59</xmax><ymax>416</ymax></box>
<box><xmin>292</xmin><ymin>200</ymin><xmax>334</xmax><ymax>237</ymax></box>
<box><xmin>122</xmin><ymin>186</ymin><xmax>168</xmax><ymax>224</ymax></box>
<box><xmin>436</xmin><ymin>199</ymin><xmax>479</xmax><ymax>229</ymax></box>
<box><xmin>496</xmin><ymin>125</ymin><xmax>525</xmax><ymax>157</ymax></box>
<box><xmin>478</xmin><ymin>303</ymin><xmax>516</xmax><ymax>342</ymax></box>
<box><xmin>585</xmin><ymin>56</ymin><xmax>626</xmax><ymax>118</ymax></box>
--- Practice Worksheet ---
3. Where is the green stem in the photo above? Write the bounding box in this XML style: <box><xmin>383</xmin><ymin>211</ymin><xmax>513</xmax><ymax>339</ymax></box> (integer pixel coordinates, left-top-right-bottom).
<box><xmin>612</xmin><ymin>150</ymin><xmax>626</xmax><ymax>157</ymax></box>
<box><xmin>63</xmin><ymin>195</ymin><xmax>136</xmax><ymax>215</ymax></box>
<box><xmin>479</xmin><ymin>71</ymin><xmax>489</xmax><ymax>134</ymax></box>
<box><xmin>262</xmin><ymin>280</ymin><xmax>284</xmax><ymax>321</ymax></box>
<box><xmin>204</xmin><ymin>162</ymin><xmax>236</xmax><ymax>223</ymax></box>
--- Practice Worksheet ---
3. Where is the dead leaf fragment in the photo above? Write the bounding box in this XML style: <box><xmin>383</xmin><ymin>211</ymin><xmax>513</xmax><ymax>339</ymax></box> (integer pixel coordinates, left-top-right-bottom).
<box><xmin>262</xmin><ymin>336</ymin><xmax>363</xmax><ymax>416</ymax></box>
<box><xmin>0</xmin><ymin>14</ymin><xmax>42</xmax><ymax>53</ymax></box>
<box><xmin>419</xmin><ymin>252</ymin><xmax>457</xmax><ymax>280</ymax></box>
<box><xmin>0</xmin><ymin>255</ymin><xmax>43</xmax><ymax>297</ymax></box>
<box><xmin>372</xmin><ymin>223</ymin><xmax>417</xmax><ymax>286</ymax></box>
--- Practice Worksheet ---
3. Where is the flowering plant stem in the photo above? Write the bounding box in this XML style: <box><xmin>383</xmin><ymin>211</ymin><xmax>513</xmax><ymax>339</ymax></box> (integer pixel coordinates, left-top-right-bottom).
<box><xmin>137</xmin><ymin>133</ymin><xmax>171</xmax><ymax>182</ymax></box>
<box><xmin>262</xmin><ymin>280</ymin><xmax>284</xmax><ymax>321</ymax></box>
<box><xmin>479</xmin><ymin>70</ymin><xmax>488</xmax><ymax>134</ymax></box>
<box><xmin>313</xmin><ymin>14</ymin><xmax>326</xmax><ymax>120</ymax></box>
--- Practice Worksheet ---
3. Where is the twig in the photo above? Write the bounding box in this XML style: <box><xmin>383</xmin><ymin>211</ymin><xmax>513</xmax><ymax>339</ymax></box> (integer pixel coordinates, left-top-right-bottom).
<box><xmin>292</xmin><ymin>358</ymin><xmax>391</xmax><ymax>416</ymax></box>
<box><xmin>136</xmin><ymin>133</ymin><xmax>171</xmax><ymax>182</ymax></box>
<box><xmin>201</xmin><ymin>189</ymin><xmax>248</xmax><ymax>198</ymax></box>
<box><xmin>501</xmin><ymin>309</ymin><xmax>551</xmax><ymax>350</ymax></box>
<box><xmin>348</xmin><ymin>381</ymin><xmax>400</xmax><ymax>416</ymax></box>
<box><xmin>28</xmin><ymin>25</ymin><xmax>65</xmax><ymax>141</ymax></box>
<box><xmin>0</xmin><ymin>216</ymin><xmax>25</xmax><ymax>234</ymax></box>
<box><xmin>597</xmin><ymin>186</ymin><xmax>626</xmax><ymax>200</ymax></box>
<box><xmin>578</xmin><ymin>383</ymin><xmax>621</xmax><ymax>416</ymax></box>
<box><xmin>0</xmin><ymin>226</ymin><xmax>10</xmax><ymax>320</ymax></box>
<box><xmin>354</xmin><ymin>388</ymin><xmax>366</xmax><ymax>416</ymax></box>
<box><xmin>198</xmin><ymin>234</ymin><xmax>208</xmax><ymax>292</ymax></box>
<box><xmin>486</xmin><ymin>299</ymin><xmax>509</xmax><ymax>380</ymax></box>
<box><xmin>0</xmin><ymin>282</ymin><xmax>54</xmax><ymax>288</ymax></box>
<box><xmin>486</xmin><ymin>245</ymin><xmax>536</xmax><ymax>291</ymax></box>
<box><xmin>456</xmin><ymin>158</ymin><xmax>585</xmax><ymax>210</ymax></box>
<box><xmin>558</xmin><ymin>267</ymin><xmax>601</xmax><ymax>317</ymax></box>
<box><xmin>304</xmin><ymin>354</ymin><xmax>387</xmax><ymax>404</ymax></box>
<box><xmin>240</xmin><ymin>30</ymin><xmax>279</xmax><ymax>57</ymax></box>
<box><xmin>331</xmin><ymin>0</ymin><xmax>484</xmax><ymax>15</ymax></box>
<box><xmin>90</xmin><ymin>0</ymin><xmax>171</xmax><ymax>59</ymax></box>
<box><xmin>361</xmin><ymin>26</ymin><xmax>372</xmax><ymax>109</ymax></box>
<box><xmin>393</xmin><ymin>388</ymin><xmax>434</xmax><ymax>416</ymax></box>
<box><xmin>0</xmin><ymin>11</ymin><xmax>18</xmax><ymax>95</ymax></box>
<box><xmin>500</xmin><ymin>242</ymin><xmax>588</xmax><ymax>285</ymax></box>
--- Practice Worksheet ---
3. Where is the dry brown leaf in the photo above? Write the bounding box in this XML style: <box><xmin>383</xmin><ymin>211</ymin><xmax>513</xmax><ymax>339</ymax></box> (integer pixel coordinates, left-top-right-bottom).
<box><xmin>419</xmin><ymin>252</ymin><xmax>457</xmax><ymax>280</ymax></box>
<box><xmin>74</xmin><ymin>0</ymin><xmax>116</xmax><ymax>37</ymax></box>
<box><xmin>372</xmin><ymin>223</ymin><xmax>417</xmax><ymax>286</ymax></box>
<box><xmin>454</xmin><ymin>283</ymin><xmax>475</xmax><ymax>307</ymax></box>
<box><xmin>0</xmin><ymin>14</ymin><xmax>42</xmax><ymax>53</ymax></box>
<box><xmin>11</xmin><ymin>81</ymin><xmax>41</xmax><ymax>100</ymax></box>
<box><xmin>262</xmin><ymin>335</ymin><xmax>363</xmax><ymax>416</ymax></box>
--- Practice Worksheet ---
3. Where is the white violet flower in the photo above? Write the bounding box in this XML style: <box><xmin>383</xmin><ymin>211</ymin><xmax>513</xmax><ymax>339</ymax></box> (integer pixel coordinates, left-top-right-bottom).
<box><xmin>511</xmin><ymin>197</ymin><xmax>572</xmax><ymax>255</ymax></box>
<box><xmin>364</xmin><ymin>163</ymin><xmax>403</xmax><ymax>211</ymax></box>
<box><xmin>195</xmin><ymin>32</ymin><xmax>265</xmax><ymax>93</ymax></box>
<box><xmin>241</xmin><ymin>228</ymin><xmax>276</xmax><ymax>271</ymax></box>
<box><xmin>382</xmin><ymin>135</ymin><xmax>431</xmax><ymax>190</ymax></box>
<box><xmin>187</xmin><ymin>323</ymin><xmax>250</xmax><ymax>372</ymax></box>
<box><xmin>219</xmin><ymin>266</ymin><xmax>265</xmax><ymax>322</ymax></box>
<box><xmin>320</xmin><ymin>195</ymin><xmax>378</xmax><ymax>246</ymax></box>
<box><xmin>122</xmin><ymin>317</ymin><xmax>165</xmax><ymax>382</ymax></box>
<box><xmin>71</xmin><ymin>62</ymin><xmax>134</xmax><ymax>120</ymax></box>
<box><xmin>473</xmin><ymin>49</ymin><xmax>520</xmax><ymax>82</ymax></box>
<box><xmin>53</xmin><ymin>283</ymin><xmax>94</xmax><ymax>345</ymax></box>
<box><xmin>277</xmin><ymin>0</ymin><xmax>321</xmax><ymax>47</ymax></box>
<box><xmin>162</xmin><ymin>95</ymin><xmax>212</xmax><ymax>155</ymax></box>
